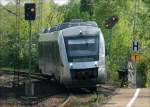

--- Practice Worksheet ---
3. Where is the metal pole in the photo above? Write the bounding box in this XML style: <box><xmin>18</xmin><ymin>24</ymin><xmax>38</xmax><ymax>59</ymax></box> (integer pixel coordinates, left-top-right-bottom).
<box><xmin>109</xmin><ymin>29</ymin><xmax>112</xmax><ymax>62</ymax></box>
<box><xmin>17</xmin><ymin>0</ymin><xmax>20</xmax><ymax>85</ymax></box>
<box><xmin>133</xmin><ymin>0</ymin><xmax>140</xmax><ymax>89</ymax></box>
<box><xmin>26</xmin><ymin>20</ymin><xmax>32</xmax><ymax>97</ymax></box>
<box><xmin>25</xmin><ymin>21</ymin><xmax>34</xmax><ymax>97</ymax></box>
<box><xmin>134</xmin><ymin>62</ymin><xmax>137</xmax><ymax>88</ymax></box>
<box><xmin>40</xmin><ymin>0</ymin><xmax>43</xmax><ymax>28</ymax></box>
<box><xmin>28</xmin><ymin>21</ymin><xmax>32</xmax><ymax>82</ymax></box>
<box><xmin>13</xmin><ymin>0</ymin><xmax>20</xmax><ymax>86</ymax></box>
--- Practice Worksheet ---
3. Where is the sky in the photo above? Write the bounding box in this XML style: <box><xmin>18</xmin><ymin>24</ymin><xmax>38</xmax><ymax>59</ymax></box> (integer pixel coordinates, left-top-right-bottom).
<box><xmin>54</xmin><ymin>0</ymin><xmax>69</xmax><ymax>5</ymax></box>
<box><xmin>0</xmin><ymin>0</ymin><xmax>13</xmax><ymax>5</ymax></box>
<box><xmin>0</xmin><ymin>0</ymin><xmax>69</xmax><ymax>6</ymax></box>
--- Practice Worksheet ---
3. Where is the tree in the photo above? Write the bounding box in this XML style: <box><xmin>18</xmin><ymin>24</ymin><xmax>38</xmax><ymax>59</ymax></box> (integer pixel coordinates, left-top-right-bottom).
<box><xmin>80</xmin><ymin>0</ymin><xmax>94</xmax><ymax>19</ymax></box>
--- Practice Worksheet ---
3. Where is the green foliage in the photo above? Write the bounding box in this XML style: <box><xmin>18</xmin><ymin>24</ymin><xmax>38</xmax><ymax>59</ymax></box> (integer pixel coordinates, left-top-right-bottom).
<box><xmin>80</xmin><ymin>0</ymin><xmax>94</xmax><ymax>18</ymax></box>
<box><xmin>137</xmin><ymin>61</ymin><xmax>147</xmax><ymax>87</ymax></box>
<box><xmin>0</xmin><ymin>1</ymin><xmax>64</xmax><ymax>70</ymax></box>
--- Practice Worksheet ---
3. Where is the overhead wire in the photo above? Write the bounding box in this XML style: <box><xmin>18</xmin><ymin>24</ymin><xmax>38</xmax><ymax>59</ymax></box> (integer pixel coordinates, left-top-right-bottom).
<box><xmin>2</xmin><ymin>6</ymin><xmax>17</xmax><ymax>16</ymax></box>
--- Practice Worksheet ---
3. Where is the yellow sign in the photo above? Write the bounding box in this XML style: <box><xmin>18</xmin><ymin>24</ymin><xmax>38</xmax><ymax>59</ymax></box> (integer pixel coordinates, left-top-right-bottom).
<box><xmin>131</xmin><ymin>53</ymin><xmax>140</xmax><ymax>62</ymax></box>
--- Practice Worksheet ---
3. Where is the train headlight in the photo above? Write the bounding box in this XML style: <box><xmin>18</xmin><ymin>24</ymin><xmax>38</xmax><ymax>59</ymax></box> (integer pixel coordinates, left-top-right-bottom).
<box><xmin>94</xmin><ymin>61</ymin><xmax>98</xmax><ymax>67</ymax></box>
<box><xmin>70</xmin><ymin>63</ymin><xmax>73</xmax><ymax>68</ymax></box>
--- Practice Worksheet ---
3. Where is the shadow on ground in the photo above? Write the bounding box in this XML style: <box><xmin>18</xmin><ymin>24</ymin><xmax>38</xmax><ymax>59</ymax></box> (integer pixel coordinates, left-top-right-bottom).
<box><xmin>0</xmin><ymin>79</ymin><xmax>67</xmax><ymax>105</ymax></box>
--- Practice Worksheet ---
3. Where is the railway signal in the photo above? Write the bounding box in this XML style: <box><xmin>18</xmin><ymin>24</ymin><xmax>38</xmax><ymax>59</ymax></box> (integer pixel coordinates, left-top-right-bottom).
<box><xmin>105</xmin><ymin>16</ymin><xmax>119</xmax><ymax>62</ymax></box>
<box><xmin>105</xmin><ymin>16</ymin><xmax>118</xmax><ymax>29</ymax></box>
<box><xmin>24</xmin><ymin>3</ymin><xmax>36</xmax><ymax>97</ymax></box>
<box><xmin>25</xmin><ymin>3</ymin><xmax>36</xmax><ymax>20</ymax></box>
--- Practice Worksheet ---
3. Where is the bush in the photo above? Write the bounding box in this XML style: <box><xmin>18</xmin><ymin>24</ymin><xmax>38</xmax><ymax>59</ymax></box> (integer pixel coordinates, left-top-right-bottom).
<box><xmin>136</xmin><ymin>61</ymin><xmax>147</xmax><ymax>87</ymax></box>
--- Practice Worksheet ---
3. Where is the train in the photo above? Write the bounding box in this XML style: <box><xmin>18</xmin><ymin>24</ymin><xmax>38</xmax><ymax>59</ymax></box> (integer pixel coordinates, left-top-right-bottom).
<box><xmin>38</xmin><ymin>19</ymin><xmax>107</xmax><ymax>88</ymax></box>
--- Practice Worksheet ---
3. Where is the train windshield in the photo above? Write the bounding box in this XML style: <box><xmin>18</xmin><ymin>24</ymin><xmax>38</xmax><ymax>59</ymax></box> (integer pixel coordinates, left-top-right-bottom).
<box><xmin>65</xmin><ymin>36</ymin><xmax>99</xmax><ymax>62</ymax></box>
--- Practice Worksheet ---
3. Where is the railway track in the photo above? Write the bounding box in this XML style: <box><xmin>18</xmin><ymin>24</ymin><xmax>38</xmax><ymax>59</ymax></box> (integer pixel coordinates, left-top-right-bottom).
<box><xmin>0</xmin><ymin>69</ymin><xmax>70</xmax><ymax>107</ymax></box>
<box><xmin>0</xmin><ymin>69</ymin><xmax>116</xmax><ymax>107</ymax></box>
<box><xmin>58</xmin><ymin>93</ymin><xmax>72</xmax><ymax>107</ymax></box>
<box><xmin>57</xmin><ymin>85</ymin><xmax>116</xmax><ymax>107</ymax></box>
<box><xmin>0</xmin><ymin>69</ymin><xmax>52</xmax><ymax>81</ymax></box>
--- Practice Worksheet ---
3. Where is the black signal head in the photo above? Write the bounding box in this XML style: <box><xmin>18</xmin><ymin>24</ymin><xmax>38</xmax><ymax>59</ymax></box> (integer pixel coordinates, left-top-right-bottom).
<box><xmin>25</xmin><ymin>3</ymin><xmax>36</xmax><ymax>20</ymax></box>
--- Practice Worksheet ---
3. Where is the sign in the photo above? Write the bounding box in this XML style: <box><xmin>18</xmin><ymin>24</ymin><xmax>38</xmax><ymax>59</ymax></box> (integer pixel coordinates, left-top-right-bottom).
<box><xmin>131</xmin><ymin>53</ymin><xmax>140</xmax><ymax>62</ymax></box>
<box><xmin>25</xmin><ymin>3</ymin><xmax>36</xmax><ymax>20</ymax></box>
<box><xmin>133</xmin><ymin>41</ymin><xmax>139</xmax><ymax>52</ymax></box>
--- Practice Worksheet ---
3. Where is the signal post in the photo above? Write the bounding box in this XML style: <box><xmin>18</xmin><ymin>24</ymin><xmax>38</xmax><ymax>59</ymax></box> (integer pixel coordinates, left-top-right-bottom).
<box><xmin>24</xmin><ymin>3</ymin><xmax>36</xmax><ymax>97</ymax></box>
<box><xmin>105</xmin><ymin>16</ymin><xmax>118</xmax><ymax>61</ymax></box>
<box><xmin>131</xmin><ymin>41</ymin><xmax>140</xmax><ymax>88</ymax></box>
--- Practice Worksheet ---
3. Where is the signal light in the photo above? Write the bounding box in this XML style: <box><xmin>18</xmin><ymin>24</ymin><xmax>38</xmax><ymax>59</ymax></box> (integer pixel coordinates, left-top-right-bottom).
<box><xmin>25</xmin><ymin>3</ymin><xmax>36</xmax><ymax>20</ymax></box>
<box><xmin>112</xmin><ymin>16</ymin><xmax>118</xmax><ymax>22</ymax></box>
<box><xmin>106</xmin><ymin>24</ymin><xmax>109</xmax><ymax>28</ymax></box>
<box><xmin>105</xmin><ymin>16</ymin><xmax>118</xmax><ymax>29</ymax></box>
<box><xmin>112</xmin><ymin>17</ymin><xmax>115</xmax><ymax>21</ymax></box>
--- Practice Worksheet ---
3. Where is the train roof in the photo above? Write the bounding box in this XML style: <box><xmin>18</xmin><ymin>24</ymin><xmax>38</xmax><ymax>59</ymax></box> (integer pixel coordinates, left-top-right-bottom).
<box><xmin>43</xmin><ymin>20</ymin><xmax>98</xmax><ymax>33</ymax></box>
<box><xmin>62</xmin><ymin>26</ymin><xmax>100</xmax><ymax>37</ymax></box>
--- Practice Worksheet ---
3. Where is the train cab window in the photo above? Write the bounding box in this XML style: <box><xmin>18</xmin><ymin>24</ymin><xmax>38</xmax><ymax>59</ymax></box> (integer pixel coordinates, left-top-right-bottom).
<box><xmin>64</xmin><ymin>36</ymin><xmax>99</xmax><ymax>62</ymax></box>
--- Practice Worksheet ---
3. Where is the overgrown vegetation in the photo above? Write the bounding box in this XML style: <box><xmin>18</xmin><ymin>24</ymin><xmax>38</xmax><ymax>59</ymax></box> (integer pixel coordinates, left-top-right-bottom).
<box><xmin>0</xmin><ymin>0</ymin><xmax>150</xmax><ymax>87</ymax></box>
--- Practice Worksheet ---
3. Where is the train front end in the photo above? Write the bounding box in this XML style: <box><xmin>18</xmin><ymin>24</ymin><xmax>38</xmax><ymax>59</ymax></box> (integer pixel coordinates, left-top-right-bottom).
<box><xmin>59</xmin><ymin>25</ymin><xmax>106</xmax><ymax>88</ymax></box>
